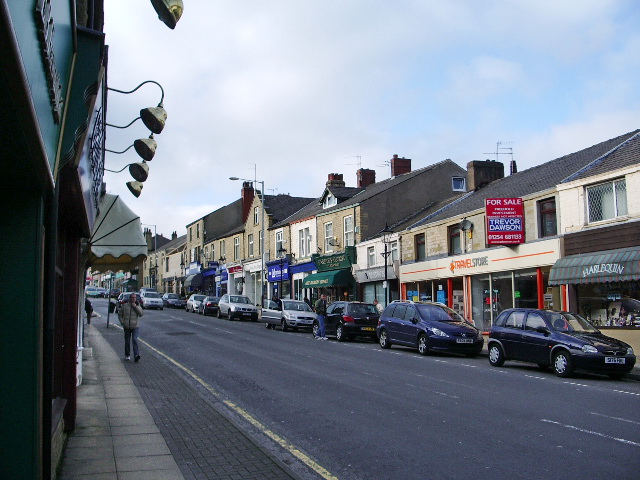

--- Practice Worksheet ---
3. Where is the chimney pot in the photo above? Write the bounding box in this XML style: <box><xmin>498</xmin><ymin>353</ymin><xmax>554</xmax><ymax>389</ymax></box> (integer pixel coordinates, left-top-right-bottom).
<box><xmin>357</xmin><ymin>168</ymin><xmax>376</xmax><ymax>187</ymax></box>
<box><xmin>391</xmin><ymin>156</ymin><xmax>411</xmax><ymax>177</ymax></box>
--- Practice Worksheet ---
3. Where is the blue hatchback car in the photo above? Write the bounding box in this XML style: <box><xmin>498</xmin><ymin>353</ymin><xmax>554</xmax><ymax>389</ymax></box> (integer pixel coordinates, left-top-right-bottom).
<box><xmin>377</xmin><ymin>301</ymin><xmax>484</xmax><ymax>356</ymax></box>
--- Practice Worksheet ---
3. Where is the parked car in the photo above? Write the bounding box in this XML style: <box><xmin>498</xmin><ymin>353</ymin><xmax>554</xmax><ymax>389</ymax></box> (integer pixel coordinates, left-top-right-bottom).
<box><xmin>314</xmin><ymin>301</ymin><xmax>380</xmax><ymax>341</ymax></box>
<box><xmin>139</xmin><ymin>287</ymin><xmax>158</xmax><ymax>295</ymax></box>
<box><xmin>140</xmin><ymin>291</ymin><xmax>164</xmax><ymax>310</ymax></box>
<box><xmin>162</xmin><ymin>293</ymin><xmax>186</xmax><ymax>309</ymax></box>
<box><xmin>109</xmin><ymin>288</ymin><xmax>121</xmax><ymax>298</ymax></box>
<box><xmin>85</xmin><ymin>286</ymin><xmax>101</xmax><ymax>298</ymax></box>
<box><xmin>263</xmin><ymin>299</ymin><xmax>317</xmax><ymax>331</ymax></box>
<box><xmin>198</xmin><ymin>296</ymin><xmax>220</xmax><ymax>316</ymax></box>
<box><xmin>217</xmin><ymin>294</ymin><xmax>259</xmax><ymax>321</ymax></box>
<box><xmin>186</xmin><ymin>294</ymin><xmax>206</xmax><ymax>313</ymax></box>
<box><xmin>488</xmin><ymin>308</ymin><xmax>636</xmax><ymax>378</ymax></box>
<box><xmin>377</xmin><ymin>301</ymin><xmax>484</xmax><ymax>356</ymax></box>
<box><xmin>116</xmin><ymin>292</ymin><xmax>140</xmax><ymax>311</ymax></box>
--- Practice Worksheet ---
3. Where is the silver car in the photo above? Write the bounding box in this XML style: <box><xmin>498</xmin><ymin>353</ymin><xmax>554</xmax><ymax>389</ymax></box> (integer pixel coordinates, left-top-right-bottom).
<box><xmin>186</xmin><ymin>294</ymin><xmax>206</xmax><ymax>313</ymax></box>
<box><xmin>140</xmin><ymin>291</ymin><xmax>164</xmax><ymax>310</ymax></box>
<box><xmin>217</xmin><ymin>294</ymin><xmax>259</xmax><ymax>321</ymax></box>
<box><xmin>262</xmin><ymin>299</ymin><xmax>317</xmax><ymax>331</ymax></box>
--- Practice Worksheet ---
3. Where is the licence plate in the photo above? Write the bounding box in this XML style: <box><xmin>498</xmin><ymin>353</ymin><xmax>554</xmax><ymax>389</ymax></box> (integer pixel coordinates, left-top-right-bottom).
<box><xmin>456</xmin><ymin>338</ymin><xmax>473</xmax><ymax>344</ymax></box>
<box><xmin>605</xmin><ymin>357</ymin><xmax>625</xmax><ymax>364</ymax></box>
<box><xmin>361</xmin><ymin>327</ymin><xmax>376</xmax><ymax>332</ymax></box>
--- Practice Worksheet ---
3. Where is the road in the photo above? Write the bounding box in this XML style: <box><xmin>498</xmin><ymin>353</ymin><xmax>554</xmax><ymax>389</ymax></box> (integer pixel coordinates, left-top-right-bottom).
<box><xmin>93</xmin><ymin>299</ymin><xmax>640</xmax><ymax>480</ymax></box>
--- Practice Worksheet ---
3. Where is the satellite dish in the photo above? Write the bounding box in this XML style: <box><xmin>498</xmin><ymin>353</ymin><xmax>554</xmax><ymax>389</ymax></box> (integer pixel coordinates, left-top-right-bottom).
<box><xmin>459</xmin><ymin>219</ymin><xmax>473</xmax><ymax>231</ymax></box>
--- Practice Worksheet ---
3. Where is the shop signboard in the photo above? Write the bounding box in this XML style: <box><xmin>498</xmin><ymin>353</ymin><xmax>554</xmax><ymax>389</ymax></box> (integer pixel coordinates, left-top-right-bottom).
<box><xmin>268</xmin><ymin>262</ymin><xmax>290</xmax><ymax>282</ymax></box>
<box><xmin>485</xmin><ymin>198</ymin><xmax>525</xmax><ymax>245</ymax></box>
<box><xmin>313</xmin><ymin>247</ymin><xmax>355</xmax><ymax>272</ymax></box>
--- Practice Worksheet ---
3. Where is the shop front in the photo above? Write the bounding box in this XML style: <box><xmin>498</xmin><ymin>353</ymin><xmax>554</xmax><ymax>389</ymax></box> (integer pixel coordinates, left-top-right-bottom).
<box><xmin>549</xmin><ymin>246</ymin><xmax>640</xmax><ymax>327</ymax></box>
<box><xmin>354</xmin><ymin>265</ymin><xmax>398</xmax><ymax>307</ymax></box>
<box><xmin>267</xmin><ymin>257</ymin><xmax>291</xmax><ymax>299</ymax></box>
<box><xmin>399</xmin><ymin>238</ymin><xmax>561</xmax><ymax>331</ymax></box>
<box><xmin>243</xmin><ymin>258</ymin><xmax>264</xmax><ymax>304</ymax></box>
<box><xmin>228</xmin><ymin>264</ymin><xmax>244</xmax><ymax>296</ymax></box>
<box><xmin>303</xmin><ymin>248</ymin><xmax>356</xmax><ymax>303</ymax></box>
<box><xmin>201</xmin><ymin>262</ymin><xmax>218</xmax><ymax>295</ymax></box>
<box><xmin>291</xmin><ymin>261</ymin><xmax>317</xmax><ymax>302</ymax></box>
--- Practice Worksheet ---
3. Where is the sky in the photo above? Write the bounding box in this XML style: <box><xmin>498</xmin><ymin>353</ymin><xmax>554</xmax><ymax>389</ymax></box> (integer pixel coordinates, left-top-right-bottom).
<box><xmin>103</xmin><ymin>0</ymin><xmax>640</xmax><ymax>238</ymax></box>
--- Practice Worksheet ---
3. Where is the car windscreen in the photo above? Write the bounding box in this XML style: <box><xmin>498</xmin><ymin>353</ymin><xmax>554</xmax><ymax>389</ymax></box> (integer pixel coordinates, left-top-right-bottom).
<box><xmin>283</xmin><ymin>301</ymin><xmax>312</xmax><ymax>312</ymax></box>
<box><xmin>230</xmin><ymin>296</ymin><xmax>251</xmax><ymax>304</ymax></box>
<box><xmin>417</xmin><ymin>304</ymin><xmax>465</xmax><ymax>322</ymax></box>
<box><xmin>166</xmin><ymin>294</ymin><xmax>179</xmax><ymax>299</ymax></box>
<box><xmin>348</xmin><ymin>304</ymin><xmax>378</xmax><ymax>315</ymax></box>
<box><xmin>145</xmin><ymin>293</ymin><xmax>160</xmax><ymax>298</ymax></box>
<box><xmin>548</xmin><ymin>312</ymin><xmax>599</xmax><ymax>333</ymax></box>
<box><xmin>194</xmin><ymin>295</ymin><xmax>206</xmax><ymax>301</ymax></box>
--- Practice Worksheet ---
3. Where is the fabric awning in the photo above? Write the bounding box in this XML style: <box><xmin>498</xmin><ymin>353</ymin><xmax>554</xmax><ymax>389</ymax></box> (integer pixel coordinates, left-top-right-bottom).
<box><xmin>202</xmin><ymin>268</ymin><xmax>216</xmax><ymax>278</ymax></box>
<box><xmin>184</xmin><ymin>273</ymin><xmax>203</xmax><ymax>289</ymax></box>
<box><xmin>87</xmin><ymin>194</ymin><xmax>147</xmax><ymax>273</ymax></box>
<box><xmin>302</xmin><ymin>269</ymin><xmax>354</xmax><ymax>288</ymax></box>
<box><xmin>549</xmin><ymin>247</ymin><xmax>640</xmax><ymax>285</ymax></box>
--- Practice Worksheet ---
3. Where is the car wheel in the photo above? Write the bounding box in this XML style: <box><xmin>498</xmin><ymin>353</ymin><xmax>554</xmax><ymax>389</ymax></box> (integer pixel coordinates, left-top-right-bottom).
<box><xmin>336</xmin><ymin>323</ymin><xmax>346</xmax><ymax>342</ymax></box>
<box><xmin>379</xmin><ymin>329</ymin><xmax>391</xmax><ymax>349</ymax></box>
<box><xmin>160</xmin><ymin>307</ymin><xmax>163</xmax><ymax>311</ymax></box>
<box><xmin>488</xmin><ymin>344</ymin><xmax>505</xmax><ymax>367</ymax></box>
<box><xmin>417</xmin><ymin>333</ymin><xmax>429</xmax><ymax>355</ymax></box>
<box><xmin>553</xmin><ymin>350</ymin><xmax>574</xmax><ymax>377</ymax></box>
<box><xmin>281</xmin><ymin>319</ymin><xmax>289</xmax><ymax>332</ymax></box>
<box><xmin>265</xmin><ymin>322</ymin><xmax>271</xmax><ymax>329</ymax></box>
<box><xmin>312</xmin><ymin>322</ymin><xmax>320</xmax><ymax>338</ymax></box>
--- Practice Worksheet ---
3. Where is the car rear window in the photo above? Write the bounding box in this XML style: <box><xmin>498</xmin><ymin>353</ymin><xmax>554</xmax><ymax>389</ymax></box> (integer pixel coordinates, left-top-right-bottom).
<box><xmin>348</xmin><ymin>304</ymin><xmax>378</xmax><ymax>315</ymax></box>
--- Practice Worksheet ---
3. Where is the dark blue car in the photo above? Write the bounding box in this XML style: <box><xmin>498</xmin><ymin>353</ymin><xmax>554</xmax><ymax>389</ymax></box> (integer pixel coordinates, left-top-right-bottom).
<box><xmin>377</xmin><ymin>301</ymin><xmax>484</xmax><ymax>356</ymax></box>
<box><xmin>488</xmin><ymin>308</ymin><xmax>636</xmax><ymax>378</ymax></box>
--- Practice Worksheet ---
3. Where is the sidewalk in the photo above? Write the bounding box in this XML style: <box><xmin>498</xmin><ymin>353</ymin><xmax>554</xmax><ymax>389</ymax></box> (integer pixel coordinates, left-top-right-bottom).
<box><xmin>59</xmin><ymin>325</ymin><xmax>185</xmax><ymax>480</ymax></box>
<box><xmin>59</xmin><ymin>323</ymin><xmax>302</xmax><ymax>480</ymax></box>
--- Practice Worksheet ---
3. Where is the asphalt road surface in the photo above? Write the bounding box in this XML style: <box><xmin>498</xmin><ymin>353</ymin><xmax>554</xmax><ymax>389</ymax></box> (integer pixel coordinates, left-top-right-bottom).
<box><xmin>94</xmin><ymin>299</ymin><xmax>640</xmax><ymax>480</ymax></box>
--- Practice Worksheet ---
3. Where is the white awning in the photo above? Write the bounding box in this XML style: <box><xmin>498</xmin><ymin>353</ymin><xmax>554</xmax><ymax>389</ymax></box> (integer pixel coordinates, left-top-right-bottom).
<box><xmin>87</xmin><ymin>194</ymin><xmax>147</xmax><ymax>273</ymax></box>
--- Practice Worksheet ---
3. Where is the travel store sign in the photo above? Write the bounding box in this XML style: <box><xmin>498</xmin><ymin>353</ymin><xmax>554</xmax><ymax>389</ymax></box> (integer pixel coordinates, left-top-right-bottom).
<box><xmin>485</xmin><ymin>198</ymin><xmax>525</xmax><ymax>245</ymax></box>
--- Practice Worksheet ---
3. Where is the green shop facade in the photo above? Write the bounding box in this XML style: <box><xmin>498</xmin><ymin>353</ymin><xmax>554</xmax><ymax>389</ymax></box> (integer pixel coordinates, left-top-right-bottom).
<box><xmin>303</xmin><ymin>247</ymin><xmax>357</xmax><ymax>302</ymax></box>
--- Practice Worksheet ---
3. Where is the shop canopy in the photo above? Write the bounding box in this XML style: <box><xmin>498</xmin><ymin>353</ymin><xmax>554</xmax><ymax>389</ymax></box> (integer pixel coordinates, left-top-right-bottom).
<box><xmin>549</xmin><ymin>247</ymin><xmax>640</xmax><ymax>285</ymax></box>
<box><xmin>184</xmin><ymin>273</ymin><xmax>203</xmax><ymax>289</ymax></box>
<box><xmin>87</xmin><ymin>194</ymin><xmax>147</xmax><ymax>273</ymax></box>
<box><xmin>302</xmin><ymin>269</ymin><xmax>354</xmax><ymax>288</ymax></box>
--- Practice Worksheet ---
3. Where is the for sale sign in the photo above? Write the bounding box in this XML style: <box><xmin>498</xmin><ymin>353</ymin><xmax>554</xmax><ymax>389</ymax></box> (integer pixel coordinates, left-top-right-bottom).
<box><xmin>485</xmin><ymin>198</ymin><xmax>524</xmax><ymax>245</ymax></box>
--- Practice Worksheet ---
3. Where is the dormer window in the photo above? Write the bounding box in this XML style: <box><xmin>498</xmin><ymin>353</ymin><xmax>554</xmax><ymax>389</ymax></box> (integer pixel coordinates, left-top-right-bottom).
<box><xmin>323</xmin><ymin>193</ymin><xmax>337</xmax><ymax>209</ymax></box>
<box><xmin>452</xmin><ymin>177</ymin><xmax>466</xmax><ymax>192</ymax></box>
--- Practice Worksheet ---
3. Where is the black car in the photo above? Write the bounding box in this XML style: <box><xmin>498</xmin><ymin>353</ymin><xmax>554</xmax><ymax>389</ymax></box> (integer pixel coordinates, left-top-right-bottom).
<box><xmin>199</xmin><ymin>296</ymin><xmax>220</xmax><ymax>316</ymax></box>
<box><xmin>377</xmin><ymin>301</ymin><xmax>484</xmax><ymax>356</ymax></box>
<box><xmin>314</xmin><ymin>301</ymin><xmax>379</xmax><ymax>341</ymax></box>
<box><xmin>488</xmin><ymin>308</ymin><xmax>636</xmax><ymax>378</ymax></box>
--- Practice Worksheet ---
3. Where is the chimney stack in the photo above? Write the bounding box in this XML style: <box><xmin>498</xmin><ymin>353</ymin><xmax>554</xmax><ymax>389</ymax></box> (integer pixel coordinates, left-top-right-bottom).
<box><xmin>391</xmin><ymin>155</ymin><xmax>411</xmax><ymax>177</ymax></box>
<box><xmin>467</xmin><ymin>160</ymin><xmax>504</xmax><ymax>191</ymax></box>
<box><xmin>172</xmin><ymin>231</ymin><xmax>177</xmax><ymax>241</ymax></box>
<box><xmin>326</xmin><ymin>173</ymin><xmax>346</xmax><ymax>187</ymax></box>
<box><xmin>510</xmin><ymin>159</ymin><xmax>518</xmax><ymax>175</ymax></box>
<box><xmin>357</xmin><ymin>168</ymin><xmax>376</xmax><ymax>188</ymax></box>
<box><xmin>241</xmin><ymin>181</ymin><xmax>255</xmax><ymax>223</ymax></box>
<box><xmin>144</xmin><ymin>228</ymin><xmax>153</xmax><ymax>250</ymax></box>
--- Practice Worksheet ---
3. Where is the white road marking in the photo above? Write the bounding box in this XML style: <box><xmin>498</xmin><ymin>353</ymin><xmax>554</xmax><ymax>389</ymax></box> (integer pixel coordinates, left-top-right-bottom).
<box><xmin>589</xmin><ymin>412</ymin><xmax>640</xmax><ymax>426</ymax></box>
<box><xmin>613</xmin><ymin>389</ymin><xmax>640</xmax><ymax>397</ymax></box>
<box><xmin>541</xmin><ymin>419</ymin><xmax>640</xmax><ymax>447</ymax></box>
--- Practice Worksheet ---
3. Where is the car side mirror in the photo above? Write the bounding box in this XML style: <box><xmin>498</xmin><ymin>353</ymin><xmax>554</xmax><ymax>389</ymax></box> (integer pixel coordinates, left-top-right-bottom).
<box><xmin>536</xmin><ymin>326</ymin><xmax>551</xmax><ymax>335</ymax></box>
<box><xmin>411</xmin><ymin>317</ymin><xmax>419</xmax><ymax>324</ymax></box>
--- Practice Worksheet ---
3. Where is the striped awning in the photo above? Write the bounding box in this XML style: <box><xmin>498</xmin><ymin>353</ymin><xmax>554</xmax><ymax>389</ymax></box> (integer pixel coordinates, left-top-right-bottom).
<box><xmin>548</xmin><ymin>247</ymin><xmax>640</xmax><ymax>285</ymax></box>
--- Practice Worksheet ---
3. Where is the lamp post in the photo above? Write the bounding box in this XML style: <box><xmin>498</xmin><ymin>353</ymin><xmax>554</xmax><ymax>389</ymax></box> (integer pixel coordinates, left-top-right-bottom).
<box><xmin>381</xmin><ymin>224</ymin><xmax>393</xmax><ymax>307</ymax></box>
<box><xmin>277</xmin><ymin>246</ymin><xmax>287</xmax><ymax>298</ymax></box>
<box><xmin>230</xmin><ymin>176</ymin><xmax>265</xmax><ymax>303</ymax></box>
<box><xmin>142</xmin><ymin>224</ymin><xmax>157</xmax><ymax>289</ymax></box>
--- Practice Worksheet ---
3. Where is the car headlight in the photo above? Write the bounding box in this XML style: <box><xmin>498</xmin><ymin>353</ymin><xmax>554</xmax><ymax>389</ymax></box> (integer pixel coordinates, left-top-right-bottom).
<box><xmin>627</xmin><ymin>347</ymin><xmax>634</xmax><ymax>355</ymax></box>
<box><xmin>582</xmin><ymin>345</ymin><xmax>598</xmax><ymax>353</ymax></box>
<box><xmin>230</xmin><ymin>306</ymin><xmax>236</xmax><ymax>312</ymax></box>
<box><xmin>428</xmin><ymin>327</ymin><xmax>449</xmax><ymax>337</ymax></box>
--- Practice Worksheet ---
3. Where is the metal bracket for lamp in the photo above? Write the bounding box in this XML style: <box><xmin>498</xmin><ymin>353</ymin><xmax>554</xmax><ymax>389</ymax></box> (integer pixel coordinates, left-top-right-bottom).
<box><xmin>107</xmin><ymin>80</ymin><xmax>167</xmax><ymax>134</ymax></box>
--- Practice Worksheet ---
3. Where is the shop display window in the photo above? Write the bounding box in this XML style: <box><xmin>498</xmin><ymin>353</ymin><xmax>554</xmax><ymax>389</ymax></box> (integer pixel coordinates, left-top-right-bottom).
<box><xmin>576</xmin><ymin>281</ymin><xmax>640</xmax><ymax>327</ymax></box>
<box><xmin>514</xmin><ymin>269</ymin><xmax>538</xmax><ymax>308</ymax></box>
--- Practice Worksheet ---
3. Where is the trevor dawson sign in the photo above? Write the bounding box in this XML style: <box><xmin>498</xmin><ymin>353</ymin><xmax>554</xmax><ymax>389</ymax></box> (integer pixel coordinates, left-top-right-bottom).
<box><xmin>485</xmin><ymin>198</ymin><xmax>525</xmax><ymax>245</ymax></box>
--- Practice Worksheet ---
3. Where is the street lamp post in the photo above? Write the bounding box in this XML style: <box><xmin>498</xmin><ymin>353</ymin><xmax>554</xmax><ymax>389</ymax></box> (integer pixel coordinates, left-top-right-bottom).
<box><xmin>142</xmin><ymin>224</ymin><xmax>157</xmax><ymax>289</ymax></box>
<box><xmin>277</xmin><ymin>247</ymin><xmax>287</xmax><ymax>298</ymax></box>
<box><xmin>381</xmin><ymin>224</ymin><xmax>393</xmax><ymax>307</ymax></box>
<box><xmin>229</xmin><ymin>176</ymin><xmax>266</xmax><ymax>303</ymax></box>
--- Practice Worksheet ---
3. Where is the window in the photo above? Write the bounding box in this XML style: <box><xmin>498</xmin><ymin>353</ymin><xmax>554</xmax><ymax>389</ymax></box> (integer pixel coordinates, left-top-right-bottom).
<box><xmin>505</xmin><ymin>311</ymin><xmax>525</xmax><ymax>329</ymax></box>
<box><xmin>452</xmin><ymin>177</ymin><xmax>466</xmax><ymax>192</ymax></box>
<box><xmin>189</xmin><ymin>227</ymin><xmax>192</xmax><ymax>242</ymax></box>
<box><xmin>254</xmin><ymin>206</ymin><xmax>260</xmax><ymax>225</ymax></box>
<box><xmin>275</xmin><ymin>230</ymin><xmax>284</xmax><ymax>254</ymax></box>
<box><xmin>344</xmin><ymin>215</ymin><xmax>354</xmax><ymax>247</ymax></box>
<box><xmin>211</xmin><ymin>245</ymin><xmax>215</xmax><ymax>262</ymax></box>
<box><xmin>415</xmin><ymin>233</ymin><xmax>425</xmax><ymax>261</ymax></box>
<box><xmin>234</xmin><ymin>237</ymin><xmax>240</xmax><ymax>260</ymax></box>
<box><xmin>525</xmin><ymin>312</ymin><xmax>546</xmax><ymax>331</ymax></box>
<box><xmin>538</xmin><ymin>198</ymin><xmax>557</xmax><ymax>237</ymax></box>
<box><xmin>165</xmin><ymin>257</ymin><xmax>169</xmax><ymax>272</ymax></box>
<box><xmin>449</xmin><ymin>225</ymin><xmax>462</xmax><ymax>255</ymax></box>
<box><xmin>196</xmin><ymin>224</ymin><xmax>200</xmax><ymax>239</ymax></box>
<box><xmin>220</xmin><ymin>240</ymin><xmax>226</xmax><ymax>259</ymax></box>
<box><xmin>204</xmin><ymin>246</ymin><xmax>208</xmax><ymax>261</ymax></box>
<box><xmin>248</xmin><ymin>234</ymin><xmax>254</xmax><ymax>257</ymax></box>
<box><xmin>390</xmin><ymin>241</ymin><xmax>399</xmax><ymax>262</ymax></box>
<box><xmin>259</xmin><ymin>230</ymin><xmax>263</xmax><ymax>255</ymax></box>
<box><xmin>298</xmin><ymin>227</ymin><xmax>311</xmax><ymax>257</ymax></box>
<box><xmin>587</xmin><ymin>179</ymin><xmax>627</xmax><ymax>223</ymax></box>
<box><xmin>324</xmin><ymin>222</ymin><xmax>334</xmax><ymax>252</ymax></box>
<box><xmin>367</xmin><ymin>246</ymin><xmax>375</xmax><ymax>267</ymax></box>
<box><xmin>323</xmin><ymin>193</ymin><xmax>337</xmax><ymax>209</ymax></box>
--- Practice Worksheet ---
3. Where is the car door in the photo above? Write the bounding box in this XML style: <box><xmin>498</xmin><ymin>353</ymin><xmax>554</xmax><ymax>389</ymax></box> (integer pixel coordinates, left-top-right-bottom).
<box><xmin>398</xmin><ymin>305</ymin><xmax>420</xmax><ymax>345</ymax></box>
<box><xmin>325</xmin><ymin>302</ymin><xmax>343</xmax><ymax>335</ymax></box>
<box><xmin>262</xmin><ymin>299</ymin><xmax>279</xmax><ymax>325</ymax></box>
<box><xmin>520</xmin><ymin>312</ymin><xmax>552</xmax><ymax>364</ymax></box>
<box><xmin>220</xmin><ymin>294</ymin><xmax>229</xmax><ymax>315</ymax></box>
<box><xmin>386</xmin><ymin>304</ymin><xmax>407</xmax><ymax>344</ymax></box>
<box><xmin>497</xmin><ymin>310</ymin><xmax>525</xmax><ymax>358</ymax></box>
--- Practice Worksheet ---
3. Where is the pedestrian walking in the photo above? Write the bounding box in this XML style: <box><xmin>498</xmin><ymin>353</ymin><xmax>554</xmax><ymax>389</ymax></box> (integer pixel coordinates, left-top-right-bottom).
<box><xmin>373</xmin><ymin>299</ymin><xmax>383</xmax><ymax>314</ymax></box>
<box><xmin>314</xmin><ymin>294</ymin><xmax>328</xmax><ymax>340</ymax></box>
<box><xmin>84</xmin><ymin>298</ymin><xmax>93</xmax><ymax>324</ymax></box>
<box><xmin>118</xmin><ymin>292</ymin><xmax>144</xmax><ymax>362</ymax></box>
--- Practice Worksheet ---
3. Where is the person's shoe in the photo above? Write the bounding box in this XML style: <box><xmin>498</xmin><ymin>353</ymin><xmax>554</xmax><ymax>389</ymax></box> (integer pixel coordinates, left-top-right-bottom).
<box><xmin>134</xmin><ymin>355</ymin><xmax>140</xmax><ymax>362</ymax></box>
<box><xmin>125</xmin><ymin>356</ymin><xmax>131</xmax><ymax>361</ymax></box>
<box><xmin>322</xmin><ymin>337</ymin><xmax>329</xmax><ymax>340</ymax></box>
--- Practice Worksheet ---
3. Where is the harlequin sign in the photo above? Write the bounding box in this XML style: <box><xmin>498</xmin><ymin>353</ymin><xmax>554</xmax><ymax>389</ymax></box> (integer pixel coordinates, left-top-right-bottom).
<box><xmin>485</xmin><ymin>198</ymin><xmax>524</xmax><ymax>245</ymax></box>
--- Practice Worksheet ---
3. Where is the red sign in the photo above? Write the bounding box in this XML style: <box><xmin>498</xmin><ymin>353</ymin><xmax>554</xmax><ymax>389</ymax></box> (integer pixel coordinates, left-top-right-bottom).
<box><xmin>227</xmin><ymin>265</ymin><xmax>243</xmax><ymax>274</ymax></box>
<box><xmin>485</xmin><ymin>198</ymin><xmax>524</xmax><ymax>245</ymax></box>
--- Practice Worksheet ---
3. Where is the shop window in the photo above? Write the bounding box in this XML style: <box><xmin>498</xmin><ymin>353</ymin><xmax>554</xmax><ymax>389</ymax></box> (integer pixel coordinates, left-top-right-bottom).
<box><xmin>367</xmin><ymin>246</ymin><xmax>375</xmax><ymax>268</ymax></box>
<box><xmin>248</xmin><ymin>234</ymin><xmax>254</xmax><ymax>257</ymax></box>
<box><xmin>538</xmin><ymin>198</ymin><xmax>557</xmax><ymax>237</ymax></box>
<box><xmin>415</xmin><ymin>233</ymin><xmax>425</xmax><ymax>261</ymax></box>
<box><xmin>514</xmin><ymin>270</ymin><xmax>538</xmax><ymax>308</ymax></box>
<box><xmin>448</xmin><ymin>225</ymin><xmax>462</xmax><ymax>255</ymax></box>
<box><xmin>587</xmin><ymin>179</ymin><xmax>627</xmax><ymax>223</ymax></box>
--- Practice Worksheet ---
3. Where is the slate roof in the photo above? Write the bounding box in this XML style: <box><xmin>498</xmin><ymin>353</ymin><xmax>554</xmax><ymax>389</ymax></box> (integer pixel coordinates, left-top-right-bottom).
<box><xmin>203</xmin><ymin>199</ymin><xmax>244</xmax><ymax>242</ymax></box>
<box><xmin>409</xmin><ymin>130</ymin><xmax>640</xmax><ymax>229</ymax></box>
<box><xmin>155</xmin><ymin>234</ymin><xmax>186</xmax><ymax>254</ymax></box>
<box><xmin>263</xmin><ymin>194</ymin><xmax>316</xmax><ymax>228</ymax></box>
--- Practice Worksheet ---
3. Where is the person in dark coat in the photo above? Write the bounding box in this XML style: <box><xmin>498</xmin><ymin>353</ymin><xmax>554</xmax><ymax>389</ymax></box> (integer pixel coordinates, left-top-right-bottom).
<box><xmin>84</xmin><ymin>298</ymin><xmax>93</xmax><ymax>325</ymax></box>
